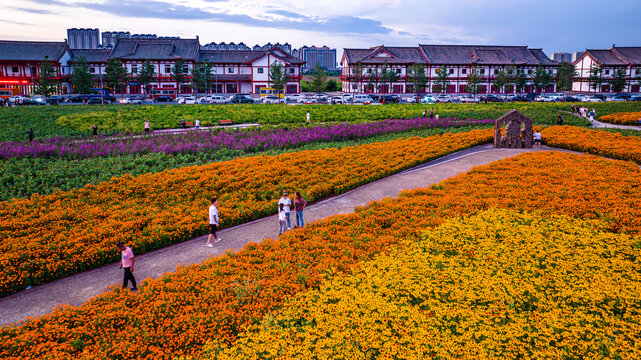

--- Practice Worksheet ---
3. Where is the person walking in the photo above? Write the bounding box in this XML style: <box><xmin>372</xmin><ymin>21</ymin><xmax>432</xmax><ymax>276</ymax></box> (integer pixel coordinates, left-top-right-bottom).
<box><xmin>195</xmin><ymin>118</ymin><xmax>200</xmax><ymax>130</ymax></box>
<box><xmin>293</xmin><ymin>192</ymin><xmax>308</xmax><ymax>228</ymax></box>
<box><xmin>589</xmin><ymin>108</ymin><xmax>595</xmax><ymax>122</ymax></box>
<box><xmin>278</xmin><ymin>191</ymin><xmax>292</xmax><ymax>230</ymax></box>
<box><xmin>27</xmin><ymin>128</ymin><xmax>33</xmax><ymax>142</ymax></box>
<box><xmin>206</xmin><ymin>197</ymin><xmax>221</xmax><ymax>247</ymax></box>
<box><xmin>533</xmin><ymin>130</ymin><xmax>542</xmax><ymax>147</ymax></box>
<box><xmin>144</xmin><ymin>120</ymin><xmax>150</xmax><ymax>135</ymax></box>
<box><xmin>92</xmin><ymin>124</ymin><xmax>98</xmax><ymax>136</ymax></box>
<box><xmin>278</xmin><ymin>203</ymin><xmax>287</xmax><ymax>235</ymax></box>
<box><xmin>180</xmin><ymin>118</ymin><xmax>186</xmax><ymax>129</ymax></box>
<box><xmin>117</xmin><ymin>242</ymin><xmax>137</xmax><ymax>291</ymax></box>
<box><xmin>422</xmin><ymin>108</ymin><xmax>427</xmax><ymax>118</ymax></box>
<box><xmin>557</xmin><ymin>113</ymin><xmax>564</xmax><ymax>125</ymax></box>
<box><xmin>306</xmin><ymin>111</ymin><xmax>311</xmax><ymax>123</ymax></box>
<box><xmin>571</xmin><ymin>103</ymin><xmax>575</xmax><ymax>114</ymax></box>
<box><xmin>429</xmin><ymin>108</ymin><xmax>434</xmax><ymax>119</ymax></box>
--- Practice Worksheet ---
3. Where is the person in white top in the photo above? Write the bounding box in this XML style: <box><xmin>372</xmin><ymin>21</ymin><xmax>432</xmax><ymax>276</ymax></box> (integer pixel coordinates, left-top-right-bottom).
<box><xmin>195</xmin><ymin>118</ymin><xmax>201</xmax><ymax>130</ymax></box>
<box><xmin>206</xmin><ymin>197</ymin><xmax>221</xmax><ymax>247</ymax></box>
<box><xmin>533</xmin><ymin>130</ymin><xmax>542</xmax><ymax>147</ymax></box>
<box><xmin>306</xmin><ymin>111</ymin><xmax>311</xmax><ymax>123</ymax></box>
<box><xmin>278</xmin><ymin>203</ymin><xmax>287</xmax><ymax>235</ymax></box>
<box><xmin>278</xmin><ymin>191</ymin><xmax>292</xmax><ymax>230</ymax></box>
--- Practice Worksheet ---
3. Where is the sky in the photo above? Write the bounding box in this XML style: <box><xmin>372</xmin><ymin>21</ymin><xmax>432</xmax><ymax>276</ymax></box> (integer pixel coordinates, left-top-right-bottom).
<box><xmin>0</xmin><ymin>0</ymin><xmax>639</xmax><ymax>57</ymax></box>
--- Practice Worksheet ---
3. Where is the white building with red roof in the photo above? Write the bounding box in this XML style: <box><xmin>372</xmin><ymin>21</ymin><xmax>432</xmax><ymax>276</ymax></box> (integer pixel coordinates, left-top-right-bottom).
<box><xmin>572</xmin><ymin>46</ymin><xmax>641</xmax><ymax>93</ymax></box>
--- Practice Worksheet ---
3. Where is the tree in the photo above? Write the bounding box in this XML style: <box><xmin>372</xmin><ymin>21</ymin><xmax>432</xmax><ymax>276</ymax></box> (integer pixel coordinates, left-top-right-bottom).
<box><xmin>310</xmin><ymin>64</ymin><xmax>327</xmax><ymax>94</ymax></box>
<box><xmin>556</xmin><ymin>62</ymin><xmax>577</xmax><ymax>92</ymax></box>
<box><xmin>351</xmin><ymin>62</ymin><xmax>364</xmax><ymax>95</ymax></box>
<box><xmin>324</xmin><ymin>79</ymin><xmax>339</xmax><ymax>92</ymax></box>
<box><xmin>493</xmin><ymin>68</ymin><xmax>508</xmax><ymax>98</ymax></box>
<box><xmin>36</xmin><ymin>56</ymin><xmax>57</xmax><ymax>99</ymax></box>
<box><xmin>434</xmin><ymin>65</ymin><xmax>450</xmax><ymax>94</ymax></box>
<box><xmin>71</xmin><ymin>56</ymin><xmax>93</xmax><ymax>95</ymax></box>
<box><xmin>588</xmin><ymin>63</ymin><xmax>604</xmax><ymax>92</ymax></box>
<box><xmin>104</xmin><ymin>58</ymin><xmax>128</xmax><ymax>99</ymax></box>
<box><xmin>533</xmin><ymin>66</ymin><xmax>552</xmax><ymax>93</ymax></box>
<box><xmin>138</xmin><ymin>60</ymin><xmax>155</xmax><ymax>95</ymax></box>
<box><xmin>379</xmin><ymin>64</ymin><xmax>398</xmax><ymax>94</ymax></box>
<box><xmin>504</xmin><ymin>65</ymin><xmax>517</xmax><ymax>94</ymax></box>
<box><xmin>172</xmin><ymin>59</ymin><xmax>187</xmax><ymax>95</ymax></box>
<box><xmin>610</xmin><ymin>68</ymin><xmax>627</xmax><ymax>93</ymax></box>
<box><xmin>515</xmin><ymin>68</ymin><xmax>528</xmax><ymax>93</ymax></box>
<box><xmin>407</xmin><ymin>63</ymin><xmax>428</xmax><ymax>101</ymax></box>
<box><xmin>466</xmin><ymin>66</ymin><xmax>483</xmax><ymax>102</ymax></box>
<box><xmin>269</xmin><ymin>61</ymin><xmax>286</xmax><ymax>98</ymax></box>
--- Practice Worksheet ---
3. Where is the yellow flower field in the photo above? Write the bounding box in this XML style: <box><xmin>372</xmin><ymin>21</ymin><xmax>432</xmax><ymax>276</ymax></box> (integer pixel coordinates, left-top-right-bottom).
<box><xmin>542</xmin><ymin>125</ymin><xmax>641</xmax><ymax>163</ymax></box>
<box><xmin>599</xmin><ymin>111</ymin><xmax>641</xmax><ymax>125</ymax></box>
<box><xmin>211</xmin><ymin>209</ymin><xmax>641</xmax><ymax>359</ymax></box>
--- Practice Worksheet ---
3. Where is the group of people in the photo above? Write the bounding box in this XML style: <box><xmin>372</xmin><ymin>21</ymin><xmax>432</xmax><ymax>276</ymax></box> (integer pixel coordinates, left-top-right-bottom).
<box><xmin>278</xmin><ymin>191</ymin><xmax>308</xmax><ymax>235</ymax></box>
<box><xmin>571</xmin><ymin>104</ymin><xmax>596</xmax><ymax>121</ymax></box>
<box><xmin>422</xmin><ymin>108</ymin><xmax>437</xmax><ymax>119</ymax></box>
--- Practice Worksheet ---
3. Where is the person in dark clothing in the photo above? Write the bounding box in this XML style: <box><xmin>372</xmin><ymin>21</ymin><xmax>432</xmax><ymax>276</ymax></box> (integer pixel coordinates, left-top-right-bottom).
<box><xmin>27</xmin><ymin>128</ymin><xmax>33</xmax><ymax>142</ymax></box>
<box><xmin>180</xmin><ymin>118</ymin><xmax>186</xmax><ymax>129</ymax></box>
<box><xmin>92</xmin><ymin>124</ymin><xmax>98</xmax><ymax>136</ymax></box>
<box><xmin>430</xmin><ymin>108</ymin><xmax>434</xmax><ymax>119</ymax></box>
<box><xmin>557</xmin><ymin>113</ymin><xmax>564</xmax><ymax>125</ymax></box>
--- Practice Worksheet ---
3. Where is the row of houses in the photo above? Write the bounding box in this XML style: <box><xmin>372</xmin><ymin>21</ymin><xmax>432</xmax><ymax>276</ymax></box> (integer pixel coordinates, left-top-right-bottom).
<box><xmin>0</xmin><ymin>38</ymin><xmax>304</xmax><ymax>97</ymax></box>
<box><xmin>1</xmin><ymin>37</ymin><xmax>640</xmax><ymax>97</ymax></box>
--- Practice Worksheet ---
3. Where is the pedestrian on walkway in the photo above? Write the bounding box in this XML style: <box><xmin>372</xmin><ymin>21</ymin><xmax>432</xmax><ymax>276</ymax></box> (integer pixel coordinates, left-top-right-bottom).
<box><xmin>430</xmin><ymin>108</ymin><xmax>434</xmax><ymax>119</ymax></box>
<box><xmin>294</xmin><ymin>192</ymin><xmax>308</xmax><ymax>228</ymax></box>
<box><xmin>180</xmin><ymin>118</ymin><xmax>186</xmax><ymax>129</ymax></box>
<box><xmin>533</xmin><ymin>130</ymin><xmax>542</xmax><ymax>147</ymax></box>
<box><xmin>195</xmin><ymin>118</ymin><xmax>200</xmax><ymax>130</ymax></box>
<box><xmin>278</xmin><ymin>203</ymin><xmax>287</xmax><ymax>235</ymax></box>
<box><xmin>144</xmin><ymin>120</ymin><xmax>150</xmax><ymax>135</ymax></box>
<box><xmin>557</xmin><ymin>113</ymin><xmax>564</xmax><ymax>125</ymax></box>
<box><xmin>306</xmin><ymin>111</ymin><xmax>311</xmax><ymax>123</ymax></box>
<box><xmin>117</xmin><ymin>243</ymin><xmax>137</xmax><ymax>291</ymax></box>
<box><xmin>278</xmin><ymin>191</ymin><xmax>292</xmax><ymax>230</ymax></box>
<box><xmin>206</xmin><ymin>197</ymin><xmax>221</xmax><ymax>247</ymax></box>
<box><xmin>422</xmin><ymin>108</ymin><xmax>427</xmax><ymax>118</ymax></box>
<box><xmin>92</xmin><ymin>124</ymin><xmax>98</xmax><ymax>136</ymax></box>
<box><xmin>571</xmin><ymin>103</ymin><xmax>575</xmax><ymax>114</ymax></box>
<box><xmin>589</xmin><ymin>108</ymin><xmax>595</xmax><ymax>122</ymax></box>
<box><xmin>27</xmin><ymin>128</ymin><xmax>33</xmax><ymax>142</ymax></box>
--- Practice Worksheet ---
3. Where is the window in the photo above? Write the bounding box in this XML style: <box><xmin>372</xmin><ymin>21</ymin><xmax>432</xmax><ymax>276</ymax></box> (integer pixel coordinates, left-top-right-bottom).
<box><xmin>289</xmin><ymin>68</ymin><xmax>295</xmax><ymax>74</ymax></box>
<box><xmin>480</xmin><ymin>69</ymin><xmax>485</xmax><ymax>75</ymax></box>
<box><xmin>165</xmin><ymin>65</ymin><xmax>171</xmax><ymax>73</ymax></box>
<box><xmin>12</xmin><ymin>66</ymin><xmax>19</xmax><ymax>73</ymax></box>
<box><xmin>257</xmin><ymin>68</ymin><xmax>263</xmax><ymax>74</ymax></box>
<box><xmin>229</xmin><ymin>68</ymin><xmax>234</xmax><ymax>73</ymax></box>
<box><xmin>395</xmin><ymin>69</ymin><xmax>401</xmax><ymax>74</ymax></box>
<box><xmin>183</xmin><ymin>65</ymin><xmax>188</xmax><ymax>73</ymax></box>
<box><xmin>448</xmin><ymin>69</ymin><xmax>454</xmax><ymax>75</ymax></box>
<box><xmin>31</xmin><ymin>66</ymin><xmax>37</xmax><ymax>74</ymax></box>
<box><xmin>90</xmin><ymin>67</ymin><xmax>96</xmax><ymax>73</ymax></box>
<box><xmin>604</xmin><ymin>70</ymin><xmax>610</xmax><ymax>75</ymax></box>
<box><xmin>462</xmin><ymin>69</ymin><xmax>467</xmax><ymax>75</ymax></box>
<box><xmin>131</xmin><ymin>65</ymin><xmax>138</xmax><ymax>74</ymax></box>
<box><xmin>527</xmin><ymin>69</ymin><xmax>533</xmax><ymax>75</ymax></box>
<box><xmin>636</xmin><ymin>69</ymin><xmax>640</xmax><ymax>75</ymax></box>
<box><xmin>367</xmin><ymin>68</ymin><xmax>372</xmax><ymax>74</ymax></box>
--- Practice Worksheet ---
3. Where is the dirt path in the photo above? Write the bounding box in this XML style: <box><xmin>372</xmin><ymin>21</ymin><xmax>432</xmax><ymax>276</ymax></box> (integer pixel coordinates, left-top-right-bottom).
<box><xmin>0</xmin><ymin>144</ymin><xmax>569</xmax><ymax>326</ymax></box>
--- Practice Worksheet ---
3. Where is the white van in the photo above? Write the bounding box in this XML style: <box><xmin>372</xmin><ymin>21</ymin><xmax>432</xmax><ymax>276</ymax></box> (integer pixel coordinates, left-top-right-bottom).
<box><xmin>353</xmin><ymin>94</ymin><xmax>373</xmax><ymax>104</ymax></box>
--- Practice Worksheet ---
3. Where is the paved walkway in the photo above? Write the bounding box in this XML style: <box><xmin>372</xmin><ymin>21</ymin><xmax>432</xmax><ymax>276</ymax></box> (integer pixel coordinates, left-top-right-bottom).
<box><xmin>561</xmin><ymin>110</ymin><xmax>641</xmax><ymax>130</ymax></box>
<box><xmin>0</xmin><ymin>144</ymin><xmax>570</xmax><ymax>326</ymax></box>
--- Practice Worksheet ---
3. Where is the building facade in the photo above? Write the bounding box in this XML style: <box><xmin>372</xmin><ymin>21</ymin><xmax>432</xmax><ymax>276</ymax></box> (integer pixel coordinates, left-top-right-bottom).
<box><xmin>102</xmin><ymin>31</ymin><xmax>130</xmax><ymax>48</ymax></box>
<box><xmin>0</xmin><ymin>40</ymin><xmax>72</xmax><ymax>95</ymax></box>
<box><xmin>572</xmin><ymin>46</ymin><xmax>641</xmax><ymax>93</ymax></box>
<box><xmin>551</xmin><ymin>52</ymin><xmax>572</xmax><ymax>63</ymax></box>
<box><xmin>67</xmin><ymin>28</ymin><xmax>99</xmax><ymax>49</ymax></box>
<box><xmin>299</xmin><ymin>46</ymin><xmax>337</xmax><ymax>71</ymax></box>
<box><xmin>341</xmin><ymin>45</ymin><xmax>559</xmax><ymax>94</ymax></box>
<box><xmin>201</xmin><ymin>42</ymin><xmax>251</xmax><ymax>51</ymax></box>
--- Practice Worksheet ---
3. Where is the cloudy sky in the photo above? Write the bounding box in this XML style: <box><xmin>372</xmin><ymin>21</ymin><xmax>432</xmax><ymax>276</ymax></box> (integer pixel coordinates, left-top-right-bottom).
<box><xmin>0</xmin><ymin>0</ymin><xmax>639</xmax><ymax>56</ymax></box>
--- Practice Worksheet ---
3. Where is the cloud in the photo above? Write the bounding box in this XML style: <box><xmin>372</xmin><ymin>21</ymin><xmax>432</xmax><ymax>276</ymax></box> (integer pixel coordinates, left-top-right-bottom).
<box><xmin>0</xmin><ymin>19</ymin><xmax>31</xmax><ymax>26</ymax></box>
<box><xmin>9</xmin><ymin>6</ymin><xmax>56</xmax><ymax>15</ymax></box>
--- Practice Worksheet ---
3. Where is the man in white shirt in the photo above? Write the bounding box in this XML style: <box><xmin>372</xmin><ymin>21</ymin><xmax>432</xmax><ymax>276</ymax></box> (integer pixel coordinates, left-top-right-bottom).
<box><xmin>278</xmin><ymin>191</ymin><xmax>292</xmax><ymax>230</ymax></box>
<box><xmin>206</xmin><ymin>197</ymin><xmax>221</xmax><ymax>247</ymax></box>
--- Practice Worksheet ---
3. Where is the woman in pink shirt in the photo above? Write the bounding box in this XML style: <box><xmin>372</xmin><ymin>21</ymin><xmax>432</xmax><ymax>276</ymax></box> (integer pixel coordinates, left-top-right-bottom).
<box><xmin>117</xmin><ymin>243</ymin><xmax>137</xmax><ymax>291</ymax></box>
<box><xmin>294</xmin><ymin>192</ymin><xmax>308</xmax><ymax>228</ymax></box>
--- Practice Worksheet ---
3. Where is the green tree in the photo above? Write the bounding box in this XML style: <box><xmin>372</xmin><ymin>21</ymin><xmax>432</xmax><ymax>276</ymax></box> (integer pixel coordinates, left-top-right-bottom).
<box><xmin>504</xmin><ymin>65</ymin><xmax>517</xmax><ymax>94</ymax></box>
<box><xmin>172</xmin><ymin>59</ymin><xmax>187</xmax><ymax>95</ymax></box>
<box><xmin>71</xmin><ymin>56</ymin><xmax>93</xmax><ymax>95</ymax></box>
<box><xmin>556</xmin><ymin>62</ymin><xmax>577</xmax><ymax>92</ymax></box>
<box><xmin>351</xmin><ymin>62</ymin><xmax>364</xmax><ymax>95</ymax></box>
<box><xmin>36</xmin><ymin>56</ymin><xmax>57</xmax><ymax>99</ymax></box>
<box><xmin>379</xmin><ymin>64</ymin><xmax>398</xmax><ymax>94</ymax></box>
<box><xmin>138</xmin><ymin>60</ymin><xmax>155</xmax><ymax>95</ymax></box>
<box><xmin>588</xmin><ymin>63</ymin><xmax>604</xmax><ymax>92</ymax></box>
<box><xmin>533</xmin><ymin>66</ymin><xmax>552</xmax><ymax>93</ymax></box>
<box><xmin>407</xmin><ymin>63</ymin><xmax>428</xmax><ymax>101</ymax></box>
<box><xmin>269</xmin><ymin>61</ymin><xmax>286</xmax><ymax>97</ymax></box>
<box><xmin>610</xmin><ymin>68</ymin><xmax>627</xmax><ymax>93</ymax></box>
<box><xmin>324</xmin><ymin>79</ymin><xmax>339</xmax><ymax>92</ymax></box>
<box><xmin>493</xmin><ymin>68</ymin><xmax>508</xmax><ymax>99</ymax></box>
<box><xmin>310</xmin><ymin>64</ymin><xmax>327</xmax><ymax>94</ymax></box>
<box><xmin>434</xmin><ymin>65</ymin><xmax>450</xmax><ymax>94</ymax></box>
<box><xmin>515</xmin><ymin>68</ymin><xmax>528</xmax><ymax>93</ymax></box>
<box><xmin>104</xmin><ymin>58</ymin><xmax>128</xmax><ymax>99</ymax></box>
<box><xmin>466</xmin><ymin>66</ymin><xmax>483</xmax><ymax>102</ymax></box>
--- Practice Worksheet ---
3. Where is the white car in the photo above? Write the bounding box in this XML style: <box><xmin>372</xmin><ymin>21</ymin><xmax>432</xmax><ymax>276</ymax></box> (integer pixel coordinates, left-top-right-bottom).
<box><xmin>8</xmin><ymin>95</ymin><xmax>25</xmax><ymax>104</ymax></box>
<box><xmin>535</xmin><ymin>95</ymin><xmax>556</xmax><ymax>102</ymax></box>
<box><xmin>262</xmin><ymin>95</ymin><xmax>285</xmax><ymax>104</ymax></box>
<box><xmin>583</xmin><ymin>96</ymin><xmax>602</xmax><ymax>102</ymax></box>
<box><xmin>229</xmin><ymin>93</ymin><xmax>252</xmax><ymax>102</ymax></box>
<box><xmin>420</xmin><ymin>95</ymin><xmax>436</xmax><ymax>104</ymax></box>
<box><xmin>434</xmin><ymin>94</ymin><xmax>452</xmax><ymax>103</ymax></box>
<box><xmin>353</xmin><ymin>94</ymin><xmax>373</xmax><ymax>104</ymax></box>
<box><xmin>341</xmin><ymin>94</ymin><xmax>353</xmax><ymax>102</ymax></box>
<box><xmin>120</xmin><ymin>97</ymin><xmax>143</xmax><ymax>104</ymax></box>
<box><xmin>209</xmin><ymin>95</ymin><xmax>228</xmax><ymax>104</ymax></box>
<box><xmin>197</xmin><ymin>96</ymin><xmax>212</xmax><ymax>103</ymax></box>
<box><xmin>458</xmin><ymin>94</ymin><xmax>477</xmax><ymax>103</ymax></box>
<box><xmin>178</xmin><ymin>96</ymin><xmax>196</xmax><ymax>104</ymax></box>
<box><xmin>285</xmin><ymin>94</ymin><xmax>303</xmax><ymax>102</ymax></box>
<box><xmin>298</xmin><ymin>97</ymin><xmax>318</xmax><ymax>104</ymax></box>
<box><xmin>331</xmin><ymin>96</ymin><xmax>344</xmax><ymax>104</ymax></box>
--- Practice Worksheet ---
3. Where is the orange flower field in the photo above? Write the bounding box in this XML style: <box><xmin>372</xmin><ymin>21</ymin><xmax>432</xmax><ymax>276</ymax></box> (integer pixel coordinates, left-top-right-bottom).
<box><xmin>0</xmin><ymin>129</ymin><xmax>493</xmax><ymax>297</ymax></box>
<box><xmin>1</xmin><ymin>151</ymin><xmax>640</xmax><ymax>359</ymax></box>
<box><xmin>541</xmin><ymin>125</ymin><xmax>641</xmax><ymax>163</ymax></box>
<box><xmin>599</xmin><ymin>111</ymin><xmax>641</xmax><ymax>125</ymax></box>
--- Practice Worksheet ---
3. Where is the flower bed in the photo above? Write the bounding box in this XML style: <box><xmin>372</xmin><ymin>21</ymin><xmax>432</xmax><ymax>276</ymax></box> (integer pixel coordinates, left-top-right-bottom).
<box><xmin>0</xmin><ymin>129</ymin><xmax>493</xmax><ymax>297</ymax></box>
<box><xmin>0</xmin><ymin>117</ymin><xmax>492</xmax><ymax>159</ymax></box>
<box><xmin>599</xmin><ymin>111</ymin><xmax>641</xmax><ymax>125</ymax></box>
<box><xmin>541</xmin><ymin>125</ymin><xmax>641</xmax><ymax>163</ymax></box>
<box><xmin>214</xmin><ymin>209</ymin><xmax>641</xmax><ymax>359</ymax></box>
<box><xmin>1</xmin><ymin>151</ymin><xmax>640</xmax><ymax>359</ymax></box>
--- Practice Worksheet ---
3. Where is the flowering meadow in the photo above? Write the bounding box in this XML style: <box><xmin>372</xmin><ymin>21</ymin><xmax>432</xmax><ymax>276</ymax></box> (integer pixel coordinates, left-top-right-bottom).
<box><xmin>0</xmin><ymin>129</ymin><xmax>492</xmax><ymax>296</ymax></box>
<box><xmin>599</xmin><ymin>111</ymin><xmax>641</xmax><ymax>125</ymax></box>
<box><xmin>214</xmin><ymin>209</ymin><xmax>641</xmax><ymax>359</ymax></box>
<box><xmin>1</xmin><ymin>151</ymin><xmax>640</xmax><ymax>359</ymax></box>
<box><xmin>0</xmin><ymin>117</ymin><xmax>491</xmax><ymax>159</ymax></box>
<box><xmin>542</xmin><ymin>125</ymin><xmax>641</xmax><ymax>163</ymax></box>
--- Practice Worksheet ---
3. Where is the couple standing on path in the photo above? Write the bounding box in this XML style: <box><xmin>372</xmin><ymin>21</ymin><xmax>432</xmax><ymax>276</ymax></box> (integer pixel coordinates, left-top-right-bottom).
<box><xmin>278</xmin><ymin>191</ymin><xmax>307</xmax><ymax>235</ymax></box>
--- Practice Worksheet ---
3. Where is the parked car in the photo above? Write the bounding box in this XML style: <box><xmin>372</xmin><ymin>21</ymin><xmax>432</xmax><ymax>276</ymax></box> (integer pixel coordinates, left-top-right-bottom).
<box><xmin>331</xmin><ymin>96</ymin><xmax>344</xmax><ymax>104</ymax></box>
<box><xmin>229</xmin><ymin>93</ymin><xmax>252</xmax><ymax>102</ymax></box>
<box><xmin>380</xmin><ymin>94</ymin><xmax>400</xmax><ymax>104</ymax></box>
<box><xmin>593</xmin><ymin>94</ymin><xmax>607</xmax><ymax>101</ymax></box>
<box><xmin>564</xmin><ymin>96</ymin><xmax>582</xmax><ymax>102</ymax></box>
<box><xmin>508</xmin><ymin>95</ymin><xmax>531</xmax><ymax>102</ymax></box>
<box><xmin>153</xmin><ymin>95</ymin><xmax>174</xmax><ymax>102</ymax></box>
<box><xmin>535</xmin><ymin>95</ymin><xmax>556</xmax><ymax>102</ymax></box>
<box><xmin>229</xmin><ymin>94</ymin><xmax>254</xmax><ymax>104</ymax></box>
<box><xmin>46</xmin><ymin>95</ymin><xmax>63</xmax><ymax>105</ymax></box>
<box><xmin>420</xmin><ymin>95</ymin><xmax>436</xmax><ymax>104</ymax></box>
<box><xmin>480</xmin><ymin>95</ymin><xmax>503</xmax><ymax>103</ymax></box>
<box><xmin>582</xmin><ymin>96</ymin><xmax>603</xmax><ymax>102</ymax></box>
<box><xmin>311</xmin><ymin>94</ymin><xmax>329</xmax><ymax>102</ymax></box>
<box><xmin>434</xmin><ymin>94</ymin><xmax>453</xmax><ymax>103</ymax></box>
<box><xmin>630</xmin><ymin>95</ymin><xmax>641</xmax><ymax>101</ymax></box>
<box><xmin>298</xmin><ymin>96</ymin><xmax>318</xmax><ymax>104</ymax></box>
<box><xmin>341</xmin><ymin>94</ymin><xmax>353</xmax><ymax>102</ymax></box>
<box><xmin>177</xmin><ymin>96</ymin><xmax>196</xmax><ymax>104</ymax></box>
<box><xmin>353</xmin><ymin>94</ymin><xmax>373</xmax><ymax>104</ymax></box>
<box><xmin>606</xmin><ymin>94</ymin><xmax>631</xmax><ymax>102</ymax></box>
<box><xmin>262</xmin><ymin>95</ymin><xmax>285</xmax><ymax>104</ymax></box>
<box><xmin>285</xmin><ymin>94</ymin><xmax>303</xmax><ymax>102</ymax></box>
<box><xmin>458</xmin><ymin>94</ymin><xmax>477</xmax><ymax>103</ymax></box>
<box><xmin>120</xmin><ymin>96</ymin><xmax>143</xmax><ymax>104</ymax></box>
<box><xmin>209</xmin><ymin>95</ymin><xmax>229</xmax><ymax>104</ymax></box>
<box><xmin>87</xmin><ymin>97</ymin><xmax>111</xmax><ymax>104</ymax></box>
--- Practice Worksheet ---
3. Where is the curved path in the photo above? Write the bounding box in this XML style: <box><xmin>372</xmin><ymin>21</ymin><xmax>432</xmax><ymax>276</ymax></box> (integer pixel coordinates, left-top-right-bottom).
<box><xmin>0</xmin><ymin>144</ymin><xmax>573</xmax><ymax>326</ymax></box>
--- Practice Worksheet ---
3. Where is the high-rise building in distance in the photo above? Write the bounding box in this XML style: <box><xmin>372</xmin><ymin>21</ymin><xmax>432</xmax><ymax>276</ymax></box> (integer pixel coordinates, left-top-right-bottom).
<box><xmin>67</xmin><ymin>28</ymin><xmax>99</xmax><ymax>49</ymax></box>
